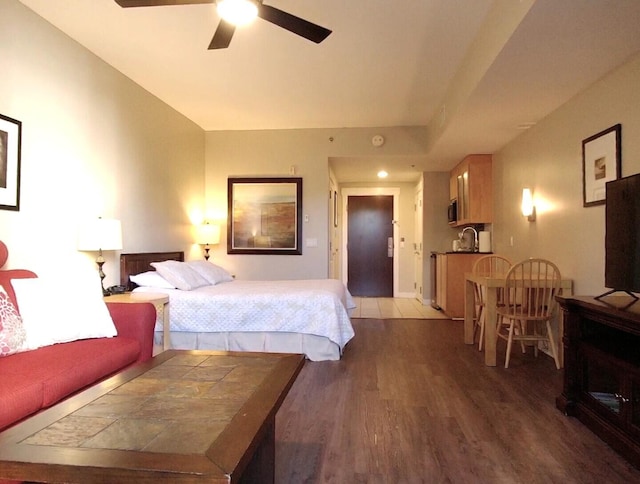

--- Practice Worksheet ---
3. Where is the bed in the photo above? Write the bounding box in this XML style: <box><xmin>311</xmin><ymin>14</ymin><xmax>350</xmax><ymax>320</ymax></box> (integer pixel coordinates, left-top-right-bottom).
<box><xmin>119</xmin><ymin>252</ymin><xmax>355</xmax><ymax>361</ymax></box>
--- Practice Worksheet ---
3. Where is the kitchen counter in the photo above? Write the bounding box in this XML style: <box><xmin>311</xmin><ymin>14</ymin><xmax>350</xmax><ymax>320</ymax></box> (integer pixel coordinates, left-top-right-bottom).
<box><xmin>443</xmin><ymin>251</ymin><xmax>492</xmax><ymax>255</ymax></box>
<box><xmin>434</xmin><ymin>252</ymin><xmax>487</xmax><ymax>319</ymax></box>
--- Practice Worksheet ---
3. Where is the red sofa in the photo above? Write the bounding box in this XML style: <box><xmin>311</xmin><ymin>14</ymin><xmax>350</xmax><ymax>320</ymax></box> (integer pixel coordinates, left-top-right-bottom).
<box><xmin>0</xmin><ymin>241</ymin><xmax>156</xmax><ymax>434</ymax></box>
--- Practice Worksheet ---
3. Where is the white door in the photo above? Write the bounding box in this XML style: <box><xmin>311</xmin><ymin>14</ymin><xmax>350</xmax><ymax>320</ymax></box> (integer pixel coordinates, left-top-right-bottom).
<box><xmin>329</xmin><ymin>180</ymin><xmax>340</xmax><ymax>279</ymax></box>
<box><xmin>414</xmin><ymin>187</ymin><xmax>423</xmax><ymax>302</ymax></box>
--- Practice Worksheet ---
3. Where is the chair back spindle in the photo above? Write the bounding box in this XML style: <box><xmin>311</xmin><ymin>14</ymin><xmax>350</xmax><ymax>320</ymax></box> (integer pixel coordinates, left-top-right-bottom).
<box><xmin>471</xmin><ymin>255</ymin><xmax>512</xmax><ymax>351</ymax></box>
<box><xmin>497</xmin><ymin>258</ymin><xmax>562</xmax><ymax>368</ymax></box>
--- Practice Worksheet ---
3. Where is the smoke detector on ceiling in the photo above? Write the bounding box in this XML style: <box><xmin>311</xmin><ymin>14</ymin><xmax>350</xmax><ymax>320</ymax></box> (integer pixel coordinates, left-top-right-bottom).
<box><xmin>372</xmin><ymin>135</ymin><xmax>385</xmax><ymax>147</ymax></box>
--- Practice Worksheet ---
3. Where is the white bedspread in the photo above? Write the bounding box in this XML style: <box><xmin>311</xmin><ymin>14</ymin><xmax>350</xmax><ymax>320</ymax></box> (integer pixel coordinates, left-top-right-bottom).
<box><xmin>135</xmin><ymin>279</ymin><xmax>356</xmax><ymax>350</ymax></box>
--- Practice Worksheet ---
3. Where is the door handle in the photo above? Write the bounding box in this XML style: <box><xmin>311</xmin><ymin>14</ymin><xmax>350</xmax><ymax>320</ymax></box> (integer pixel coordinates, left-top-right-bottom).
<box><xmin>387</xmin><ymin>237</ymin><xmax>393</xmax><ymax>258</ymax></box>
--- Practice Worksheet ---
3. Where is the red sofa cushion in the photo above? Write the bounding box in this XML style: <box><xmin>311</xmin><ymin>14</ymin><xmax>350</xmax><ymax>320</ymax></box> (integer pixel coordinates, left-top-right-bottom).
<box><xmin>106</xmin><ymin>302</ymin><xmax>155</xmax><ymax>363</ymax></box>
<box><xmin>0</xmin><ymin>373</ymin><xmax>43</xmax><ymax>432</ymax></box>
<box><xmin>39</xmin><ymin>338</ymin><xmax>140</xmax><ymax>407</ymax></box>
<box><xmin>0</xmin><ymin>337</ymin><xmax>139</xmax><ymax>431</ymax></box>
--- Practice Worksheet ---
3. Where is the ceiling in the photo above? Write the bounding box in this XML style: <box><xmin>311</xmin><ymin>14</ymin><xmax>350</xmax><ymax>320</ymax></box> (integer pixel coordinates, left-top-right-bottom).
<box><xmin>17</xmin><ymin>0</ymin><xmax>640</xmax><ymax>182</ymax></box>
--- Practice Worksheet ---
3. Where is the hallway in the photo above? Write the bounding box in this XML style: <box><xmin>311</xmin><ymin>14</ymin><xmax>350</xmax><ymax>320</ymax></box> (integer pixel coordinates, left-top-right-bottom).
<box><xmin>350</xmin><ymin>297</ymin><xmax>448</xmax><ymax>319</ymax></box>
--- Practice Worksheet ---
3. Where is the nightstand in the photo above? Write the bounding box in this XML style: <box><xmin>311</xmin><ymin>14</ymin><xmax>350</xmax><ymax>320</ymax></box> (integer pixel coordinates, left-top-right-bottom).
<box><xmin>105</xmin><ymin>292</ymin><xmax>170</xmax><ymax>351</ymax></box>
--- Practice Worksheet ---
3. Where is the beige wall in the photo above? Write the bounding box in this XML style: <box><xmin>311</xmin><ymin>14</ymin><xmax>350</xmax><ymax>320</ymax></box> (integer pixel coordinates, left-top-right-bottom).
<box><xmin>204</xmin><ymin>129</ymin><xmax>331</xmax><ymax>280</ymax></box>
<box><xmin>421</xmin><ymin>172</ymin><xmax>457</xmax><ymax>303</ymax></box>
<box><xmin>204</xmin><ymin>127</ymin><xmax>428</xmax><ymax>282</ymax></box>
<box><xmin>493</xmin><ymin>52</ymin><xmax>640</xmax><ymax>295</ymax></box>
<box><xmin>0</xmin><ymin>0</ymin><xmax>205</xmax><ymax>284</ymax></box>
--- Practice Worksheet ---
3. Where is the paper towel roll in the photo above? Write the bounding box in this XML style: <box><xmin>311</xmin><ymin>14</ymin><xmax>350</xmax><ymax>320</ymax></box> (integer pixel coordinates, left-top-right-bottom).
<box><xmin>479</xmin><ymin>231</ymin><xmax>491</xmax><ymax>253</ymax></box>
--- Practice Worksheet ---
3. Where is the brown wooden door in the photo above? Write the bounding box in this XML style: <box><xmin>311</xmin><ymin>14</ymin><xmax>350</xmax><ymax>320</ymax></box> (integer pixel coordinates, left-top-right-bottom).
<box><xmin>347</xmin><ymin>195</ymin><xmax>393</xmax><ymax>296</ymax></box>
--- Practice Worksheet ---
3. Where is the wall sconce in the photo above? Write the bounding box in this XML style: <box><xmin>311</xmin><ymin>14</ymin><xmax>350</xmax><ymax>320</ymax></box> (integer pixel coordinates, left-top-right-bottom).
<box><xmin>196</xmin><ymin>222</ymin><xmax>220</xmax><ymax>260</ymax></box>
<box><xmin>77</xmin><ymin>217</ymin><xmax>123</xmax><ymax>296</ymax></box>
<box><xmin>521</xmin><ymin>188</ymin><xmax>536</xmax><ymax>222</ymax></box>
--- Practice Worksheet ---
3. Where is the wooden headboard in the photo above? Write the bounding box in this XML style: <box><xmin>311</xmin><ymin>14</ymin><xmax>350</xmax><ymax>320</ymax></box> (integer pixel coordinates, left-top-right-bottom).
<box><xmin>120</xmin><ymin>251</ymin><xmax>184</xmax><ymax>290</ymax></box>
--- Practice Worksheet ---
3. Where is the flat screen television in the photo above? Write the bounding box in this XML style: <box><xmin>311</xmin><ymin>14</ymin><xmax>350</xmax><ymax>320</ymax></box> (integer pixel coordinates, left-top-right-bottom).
<box><xmin>601</xmin><ymin>173</ymin><xmax>640</xmax><ymax>299</ymax></box>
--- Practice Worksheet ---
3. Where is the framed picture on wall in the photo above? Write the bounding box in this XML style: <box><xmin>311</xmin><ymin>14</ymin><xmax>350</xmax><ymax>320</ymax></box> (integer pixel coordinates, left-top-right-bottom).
<box><xmin>582</xmin><ymin>123</ymin><xmax>621</xmax><ymax>207</ymax></box>
<box><xmin>227</xmin><ymin>177</ymin><xmax>303</xmax><ymax>255</ymax></box>
<box><xmin>0</xmin><ymin>113</ymin><xmax>22</xmax><ymax>211</ymax></box>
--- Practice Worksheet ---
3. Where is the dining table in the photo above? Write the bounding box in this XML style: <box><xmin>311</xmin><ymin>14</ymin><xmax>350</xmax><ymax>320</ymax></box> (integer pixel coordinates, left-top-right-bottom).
<box><xmin>464</xmin><ymin>272</ymin><xmax>573</xmax><ymax>367</ymax></box>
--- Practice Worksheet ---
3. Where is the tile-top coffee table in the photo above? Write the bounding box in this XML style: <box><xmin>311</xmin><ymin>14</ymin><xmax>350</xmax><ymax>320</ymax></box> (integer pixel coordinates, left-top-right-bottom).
<box><xmin>0</xmin><ymin>350</ymin><xmax>304</xmax><ymax>483</ymax></box>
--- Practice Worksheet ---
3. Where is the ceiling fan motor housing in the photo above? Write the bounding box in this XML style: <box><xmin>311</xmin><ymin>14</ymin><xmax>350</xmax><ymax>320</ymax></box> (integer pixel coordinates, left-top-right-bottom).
<box><xmin>115</xmin><ymin>0</ymin><xmax>332</xmax><ymax>50</ymax></box>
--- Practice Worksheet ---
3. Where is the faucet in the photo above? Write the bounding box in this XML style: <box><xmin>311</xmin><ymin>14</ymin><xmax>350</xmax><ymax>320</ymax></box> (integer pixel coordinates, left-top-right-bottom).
<box><xmin>460</xmin><ymin>226</ymin><xmax>478</xmax><ymax>252</ymax></box>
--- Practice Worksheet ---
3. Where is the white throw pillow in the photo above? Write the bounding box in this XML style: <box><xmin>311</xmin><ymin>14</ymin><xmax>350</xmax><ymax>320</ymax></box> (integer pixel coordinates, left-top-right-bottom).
<box><xmin>130</xmin><ymin>271</ymin><xmax>175</xmax><ymax>289</ymax></box>
<box><xmin>12</xmin><ymin>272</ymin><xmax>117</xmax><ymax>351</ymax></box>
<box><xmin>0</xmin><ymin>285</ymin><xmax>28</xmax><ymax>356</ymax></box>
<box><xmin>186</xmin><ymin>260</ymin><xmax>234</xmax><ymax>285</ymax></box>
<box><xmin>150</xmin><ymin>261</ymin><xmax>209</xmax><ymax>291</ymax></box>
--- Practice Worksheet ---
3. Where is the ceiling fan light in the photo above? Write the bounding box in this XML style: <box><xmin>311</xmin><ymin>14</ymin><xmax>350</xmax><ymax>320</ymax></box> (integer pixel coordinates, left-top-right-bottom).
<box><xmin>217</xmin><ymin>0</ymin><xmax>258</xmax><ymax>26</ymax></box>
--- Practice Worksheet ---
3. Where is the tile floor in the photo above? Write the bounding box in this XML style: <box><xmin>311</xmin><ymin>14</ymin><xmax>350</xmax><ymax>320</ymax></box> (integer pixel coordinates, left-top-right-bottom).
<box><xmin>350</xmin><ymin>297</ymin><xmax>449</xmax><ymax>319</ymax></box>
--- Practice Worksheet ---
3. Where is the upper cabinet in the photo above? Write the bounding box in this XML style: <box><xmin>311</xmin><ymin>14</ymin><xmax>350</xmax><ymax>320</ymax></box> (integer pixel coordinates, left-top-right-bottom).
<box><xmin>449</xmin><ymin>154</ymin><xmax>492</xmax><ymax>226</ymax></box>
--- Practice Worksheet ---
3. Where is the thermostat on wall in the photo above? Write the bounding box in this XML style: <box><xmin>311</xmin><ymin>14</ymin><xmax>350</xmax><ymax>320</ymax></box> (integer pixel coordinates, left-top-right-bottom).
<box><xmin>372</xmin><ymin>135</ymin><xmax>385</xmax><ymax>147</ymax></box>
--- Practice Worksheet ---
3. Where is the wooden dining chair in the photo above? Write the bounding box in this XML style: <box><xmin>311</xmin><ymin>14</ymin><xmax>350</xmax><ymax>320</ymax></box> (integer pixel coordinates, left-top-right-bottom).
<box><xmin>472</xmin><ymin>255</ymin><xmax>512</xmax><ymax>350</ymax></box>
<box><xmin>496</xmin><ymin>258</ymin><xmax>562</xmax><ymax>369</ymax></box>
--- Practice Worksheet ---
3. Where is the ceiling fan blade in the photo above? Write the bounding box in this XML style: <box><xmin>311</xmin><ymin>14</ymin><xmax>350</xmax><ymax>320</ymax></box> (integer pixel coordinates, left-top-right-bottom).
<box><xmin>209</xmin><ymin>20</ymin><xmax>236</xmax><ymax>49</ymax></box>
<box><xmin>115</xmin><ymin>0</ymin><xmax>214</xmax><ymax>6</ymax></box>
<box><xmin>258</xmin><ymin>4</ymin><xmax>331</xmax><ymax>44</ymax></box>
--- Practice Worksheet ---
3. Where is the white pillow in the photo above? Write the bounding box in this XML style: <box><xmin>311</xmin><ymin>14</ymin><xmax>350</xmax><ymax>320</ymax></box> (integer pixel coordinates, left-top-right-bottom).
<box><xmin>0</xmin><ymin>285</ymin><xmax>28</xmax><ymax>356</ymax></box>
<box><xmin>150</xmin><ymin>260</ymin><xmax>209</xmax><ymax>291</ymax></box>
<box><xmin>186</xmin><ymin>260</ymin><xmax>234</xmax><ymax>285</ymax></box>
<box><xmin>130</xmin><ymin>271</ymin><xmax>175</xmax><ymax>289</ymax></box>
<box><xmin>12</xmin><ymin>272</ymin><xmax>117</xmax><ymax>351</ymax></box>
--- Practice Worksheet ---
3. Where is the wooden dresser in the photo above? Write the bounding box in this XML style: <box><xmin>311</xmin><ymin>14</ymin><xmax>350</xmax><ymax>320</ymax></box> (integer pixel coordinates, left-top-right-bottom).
<box><xmin>556</xmin><ymin>295</ymin><xmax>640</xmax><ymax>468</ymax></box>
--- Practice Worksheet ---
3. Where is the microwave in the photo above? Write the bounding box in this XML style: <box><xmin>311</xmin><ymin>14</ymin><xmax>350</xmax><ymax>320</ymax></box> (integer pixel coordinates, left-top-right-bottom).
<box><xmin>447</xmin><ymin>200</ymin><xmax>457</xmax><ymax>224</ymax></box>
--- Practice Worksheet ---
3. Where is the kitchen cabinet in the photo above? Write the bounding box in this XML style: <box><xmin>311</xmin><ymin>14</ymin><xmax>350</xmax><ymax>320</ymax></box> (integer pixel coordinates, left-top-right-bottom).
<box><xmin>449</xmin><ymin>154</ymin><xmax>492</xmax><ymax>226</ymax></box>
<box><xmin>556</xmin><ymin>296</ymin><xmax>640</xmax><ymax>468</ymax></box>
<box><xmin>436</xmin><ymin>253</ymin><xmax>485</xmax><ymax>319</ymax></box>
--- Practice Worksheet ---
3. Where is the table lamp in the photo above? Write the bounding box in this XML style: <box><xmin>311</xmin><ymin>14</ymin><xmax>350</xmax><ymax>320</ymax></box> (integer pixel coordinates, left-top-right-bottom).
<box><xmin>77</xmin><ymin>217</ymin><xmax>123</xmax><ymax>296</ymax></box>
<box><xmin>196</xmin><ymin>222</ymin><xmax>220</xmax><ymax>260</ymax></box>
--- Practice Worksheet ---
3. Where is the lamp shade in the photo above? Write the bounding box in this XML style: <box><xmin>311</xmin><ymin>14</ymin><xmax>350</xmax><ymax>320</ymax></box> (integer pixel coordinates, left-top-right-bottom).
<box><xmin>77</xmin><ymin>218</ymin><xmax>123</xmax><ymax>251</ymax></box>
<box><xmin>196</xmin><ymin>223</ymin><xmax>220</xmax><ymax>245</ymax></box>
<box><xmin>521</xmin><ymin>188</ymin><xmax>534</xmax><ymax>217</ymax></box>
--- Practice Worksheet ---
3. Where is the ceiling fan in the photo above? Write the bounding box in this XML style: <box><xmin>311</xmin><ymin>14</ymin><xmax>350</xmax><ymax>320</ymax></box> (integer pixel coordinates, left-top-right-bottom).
<box><xmin>114</xmin><ymin>0</ymin><xmax>332</xmax><ymax>50</ymax></box>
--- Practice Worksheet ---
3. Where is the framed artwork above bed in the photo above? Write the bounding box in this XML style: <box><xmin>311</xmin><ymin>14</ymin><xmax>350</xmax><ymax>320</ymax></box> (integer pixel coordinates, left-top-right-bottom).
<box><xmin>0</xmin><ymin>113</ymin><xmax>22</xmax><ymax>212</ymax></box>
<box><xmin>227</xmin><ymin>177</ymin><xmax>303</xmax><ymax>255</ymax></box>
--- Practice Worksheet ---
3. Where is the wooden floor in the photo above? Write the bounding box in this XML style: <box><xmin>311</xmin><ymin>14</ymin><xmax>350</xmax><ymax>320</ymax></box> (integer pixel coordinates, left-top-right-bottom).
<box><xmin>351</xmin><ymin>297</ymin><xmax>447</xmax><ymax>319</ymax></box>
<box><xmin>275</xmin><ymin>318</ymin><xmax>640</xmax><ymax>483</ymax></box>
